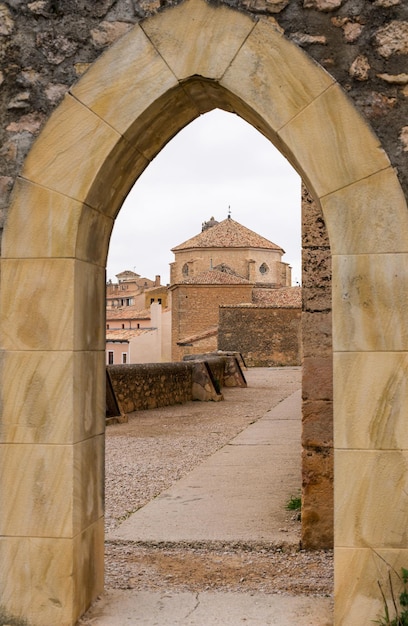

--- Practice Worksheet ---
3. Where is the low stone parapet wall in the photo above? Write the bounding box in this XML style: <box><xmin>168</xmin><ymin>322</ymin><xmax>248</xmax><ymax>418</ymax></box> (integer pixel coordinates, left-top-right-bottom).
<box><xmin>107</xmin><ymin>362</ymin><xmax>194</xmax><ymax>414</ymax></box>
<box><xmin>107</xmin><ymin>358</ymin><xmax>228</xmax><ymax>417</ymax></box>
<box><xmin>218</xmin><ymin>306</ymin><xmax>301</xmax><ymax>367</ymax></box>
<box><xmin>183</xmin><ymin>354</ymin><xmax>226</xmax><ymax>391</ymax></box>
<box><xmin>183</xmin><ymin>352</ymin><xmax>247</xmax><ymax>388</ymax></box>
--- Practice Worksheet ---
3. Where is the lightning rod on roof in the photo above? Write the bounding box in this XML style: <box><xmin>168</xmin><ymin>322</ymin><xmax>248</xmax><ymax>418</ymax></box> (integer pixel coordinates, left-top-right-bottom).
<box><xmin>228</xmin><ymin>206</ymin><xmax>231</xmax><ymax>219</ymax></box>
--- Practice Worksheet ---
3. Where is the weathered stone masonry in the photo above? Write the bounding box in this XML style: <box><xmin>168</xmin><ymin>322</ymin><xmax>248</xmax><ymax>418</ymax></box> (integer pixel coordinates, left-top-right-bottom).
<box><xmin>218</xmin><ymin>304</ymin><xmax>301</xmax><ymax>367</ymax></box>
<box><xmin>0</xmin><ymin>0</ymin><xmax>407</xmax><ymax>554</ymax></box>
<box><xmin>1</xmin><ymin>0</ymin><xmax>407</xmax><ymax>219</ymax></box>
<box><xmin>301</xmin><ymin>183</ymin><xmax>333</xmax><ymax>549</ymax></box>
<box><xmin>107</xmin><ymin>358</ymin><xmax>226</xmax><ymax>413</ymax></box>
<box><xmin>1</xmin><ymin>1</ymin><xmax>408</xmax><ymax>623</ymax></box>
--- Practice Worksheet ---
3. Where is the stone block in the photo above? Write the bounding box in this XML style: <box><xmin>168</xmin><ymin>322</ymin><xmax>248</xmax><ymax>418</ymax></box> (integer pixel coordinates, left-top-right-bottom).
<box><xmin>141</xmin><ymin>0</ymin><xmax>255</xmax><ymax>81</ymax></box>
<box><xmin>74</xmin><ymin>436</ymin><xmax>104</xmax><ymax>534</ymax></box>
<box><xmin>335</xmin><ymin>547</ymin><xmax>408</xmax><ymax>625</ymax></box>
<box><xmin>3</xmin><ymin>178</ymin><xmax>114</xmax><ymax>265</ymax></box>
<box><xmin>302</xmin><ymin>311</ymin><xmax>332</xmax><ymax>358</ymax></box>
<box><xmin>74</xmin><ymin>260</ymin><xmax>106</xmax><ymax>351</ymax></box>
<box><xmin>86</xmin><ymin>134</ymin><xmax>148</xmax><ymax>218</ymax></box>
<box><xmin>191</xmin><ymin>361</ymin><xmax>224</xmax><ymax>401</ymax></box>
<box><xmin>1</xmin><ymin>258</ymin><xmax>76</xmax><ymax>351</ymax></box>
<box><xmin>22</xmin><ymin>94</ymin><xmax>121</xmax><ymax>205</ymax></box>
<box><xmin>301</xmin><ymin>184</ymin><xmax>331</xmax><ymax>249</ymax></box>
<box><xmin>3</xmin><ymin>178</ymin><xmax>78</xmax><ymax>259</ymax></box>
<box><xmin>302</xmin><ymin>355</ymin><xmax>333</xmax><ymax>402</ymax></box>
<box><xmin>73</xmin><ymin>519</ymin><xmax>105</xmax><ymax>620</ymax></box>
<box><xmin>301</xmin><ymin>446</ymin><xmax>333</xmax><ymax>549</ymax></box>
<box><xmin>222</xmin><ymin>18</ymin><xmax>334</xmax><ymax>135</ymax></box>
<box><xmin>0</xmin><ymin>442</ymin><xmax>75</xmax><ymax>537</ymax></box>
<box><xmin>332</xmin><ymin>252</ymin><xmax>408</xmax><ymax>351</ymax></box>
<box><xmin>302</xmin><ymin>247</ymin><xmax>332</xmax><ymax>289</ymax></box>
<box><xmin>0</xmin><ymin>258</ymin><xmax>104</xmax><ymax>352</ymax></box>
<box><xmin>302</xmin><ymin>400</ymin><xmax>333</xmax><ymax>447</ymax></box>
<box><xmin>0</xmin><ymin>535</ymin><xmax>75</xmax><ymax>624</ymax></box>
<box><xmin>76</xmin><ymin>204</ymin><xmax>113</xmax><ymax>266</ymax></box>
<box><xmin>0</xmin><ymin>350</ymin><xmax>105</xmax><ymax>444</ymax></box>
<box><xmin>335</xmin><ymin>449</ymin><xmax>408</xmax><ymax>549</ymax></box>
<box><xmin>279</xmin><ymin>82</ymin><xmax>390</xmax><ymax>198</ymax></box>
<box><xmin>124</xmin><ymin>84</ymin><xmax>199</xmax><ymax>161</ymax></box>
<box><xmin>0</xmin><ymin>518</ymin><xmax>104</xmax><ymax>626</ymax></box>
<box><xmin>0</xmin><ymin>436</ymin><xmax>103</xmax><ymax>538</ymax></box>
<box><xmin>321</xmin><ymin>166</ymin><xmax>408</xmax><ymax>256</ymax></box>
<box><xmin>334</xmin><ymin>351</ymin><xmax>408</xmax><ymax>450</ymax></box>
<box><xmin>302</xmin><ymin>286</ymin><xmax>332</xmax><ymax>312</ymax></box>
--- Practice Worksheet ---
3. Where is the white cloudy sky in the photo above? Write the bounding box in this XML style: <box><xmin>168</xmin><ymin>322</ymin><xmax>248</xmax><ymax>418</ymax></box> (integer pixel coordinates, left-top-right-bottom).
<box><xmin>107</xmin><ymin>109</ymin><xmax>302</xmax><ymax>286</ymax></box>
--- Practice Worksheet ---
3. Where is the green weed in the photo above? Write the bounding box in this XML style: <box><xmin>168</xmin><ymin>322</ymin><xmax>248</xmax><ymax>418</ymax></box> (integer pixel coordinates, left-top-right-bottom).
<box><xmin>286</xmin><ymin>493</ymin><xmax>301</xmax><ymax>511</ymax></box>
<box><xmin>375</xmin><ymin>566</ymin><xmax>408</xmax><ymax>625</ymax></box>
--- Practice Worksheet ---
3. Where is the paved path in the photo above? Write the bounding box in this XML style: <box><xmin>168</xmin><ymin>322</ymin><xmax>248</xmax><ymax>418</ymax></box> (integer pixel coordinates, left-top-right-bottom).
<box><xmin>81</xmin><ymin>385</ymin><xmax>333</xmax><ymax>625</ymax></box>
<box><xmin>82</xmin><ymin>589</ymin><xmax>332</xmax><ymax>625</ymax></box>
<box><xmin>110</xmin><ymin>391</ymin><xmax>302</xmax><ymax>546</ymax></box>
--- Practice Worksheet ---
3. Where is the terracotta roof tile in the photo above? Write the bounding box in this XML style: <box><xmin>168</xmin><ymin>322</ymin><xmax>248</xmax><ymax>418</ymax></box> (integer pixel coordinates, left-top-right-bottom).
<box><xmin>106</xmin><ymin>286</ymin><xmax>141</xmax><ymax>298</ymax></box>
<box><xmin>180</xmin><ymin>269</ymin><xmax>251</xmax><ymax>285</ymax></box>
<box><xmin>172</xmin><ymin>218</ymin><xmax>284</xmax><ymax>252</ymax></box>
<box><xmin>251</xmin><ymin>286</ymin><xmax>302</xmax><ymax>307</ymax></box>
<box><xmin>106</xmin><ymin>306</ymin><xmax>151</xmax><ymax>321</ymax></box>
<box><xmin>106</xmin><ymin>328</ymin><xmax>153</xmax><ymax>342</ymax></box>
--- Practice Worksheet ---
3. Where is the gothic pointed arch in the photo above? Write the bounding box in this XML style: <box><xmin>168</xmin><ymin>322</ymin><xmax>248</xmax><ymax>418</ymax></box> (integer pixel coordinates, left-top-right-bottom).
<box><xmin>1</xmin><ymin>0</ymin><xmax>408</xmax><ymax>624</ymax></box>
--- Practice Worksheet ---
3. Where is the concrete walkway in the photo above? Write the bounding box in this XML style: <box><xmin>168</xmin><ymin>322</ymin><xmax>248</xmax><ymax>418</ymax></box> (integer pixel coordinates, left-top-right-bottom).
<box><xmin>110</xmin><ymin>390</ymin><xmax>302</xmax><ymax>546</ymax></box>
<box><xmin>81</xmin><ymin>389</ymin><xmax>333</xmax><ymax>625</ymax></box>
<box><xmin>83</xmin><ymin>589</ymin><xmax>332</xmax><ymax>625</ymax></box>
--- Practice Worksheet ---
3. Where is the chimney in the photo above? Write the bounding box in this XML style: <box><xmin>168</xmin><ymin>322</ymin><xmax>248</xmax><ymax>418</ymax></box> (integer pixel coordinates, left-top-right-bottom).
<box><xmin>155</xmin><ymin>275</ymin><xmax>161</xmax><ymax>287</ymax></box>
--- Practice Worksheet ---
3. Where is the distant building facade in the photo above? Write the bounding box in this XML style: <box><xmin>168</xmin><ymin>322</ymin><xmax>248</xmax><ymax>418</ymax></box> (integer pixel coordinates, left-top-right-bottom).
<box><xmin>106</xmin><ymin>272</ymin><xmax>171</xmax><ymax>364</ymax></box>
<box><xmin>170</xmin><ymin>216</ymin><xmax>291</xmax><ymax>286</ymax></box>
<box><xmin>170</xmin><ymin>216</ymin><xmax>299</xmax><ymax>362</ymax></box>
<box><xmin>218</xmin><ymin>287</ymin><xmax>302</xmax><ymax>366</ymax></box>
<box><xmin>107</xmin><ymin>218</ymin><xmax>300</xmax><ymax>365</ymax></box>
<box><xmin>106</xmin><ymin>270</ymin><xmax>162</xmax><ymax>310</ymax></box>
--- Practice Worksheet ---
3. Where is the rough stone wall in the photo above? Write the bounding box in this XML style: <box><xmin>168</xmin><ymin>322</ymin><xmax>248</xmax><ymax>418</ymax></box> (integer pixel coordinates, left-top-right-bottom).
<box><xmin>1</xmin><ymin>0</ymin><xmax>407</xmax><ymax>556</ymax></box>
<box><xmin>171</xmin><ymin>283</ymin><xmax>253</xmax><ymax>360</ymax></box>
<box><xmin>1</xmin><ymin>0</ymin><xmax>407</xmax><ymax>236</ymax></box>
<box><xmin>218</xmin><ymin>304</ymin><xmax>301</xmax><ymax>367</ymax></box>
<box><xmin>301</xmin><ymin>183</ymin><xmax>333</xmax><ymax>549</ymax></box>
<box><xmin>107</xmin><ymin>361</ymin><xmax>194</xmax><ymax>412</ymax></box>
<box><xmin>107</xmin><ymin>357</ymin><xmax>228</xmax><ymax>412</ymax></box>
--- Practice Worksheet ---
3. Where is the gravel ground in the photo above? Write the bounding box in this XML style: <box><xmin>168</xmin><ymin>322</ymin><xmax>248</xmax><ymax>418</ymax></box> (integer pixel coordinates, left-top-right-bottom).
<box><xmin>103</xmin><ymin>367</ymin><xmax>333</xmax><ymax>597</ymax></box>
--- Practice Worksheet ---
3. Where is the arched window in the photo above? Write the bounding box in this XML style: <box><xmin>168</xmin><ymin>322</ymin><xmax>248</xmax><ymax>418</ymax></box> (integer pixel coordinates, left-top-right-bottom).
<box><xmin>259</xmin><ymin>262</ymin><xmax>269</xmax><ymax>275</ymax></box>
<box><xmin>182</xmin><ymin>263</ymin><xmax>189</xmax><ymax>276</ymax></box>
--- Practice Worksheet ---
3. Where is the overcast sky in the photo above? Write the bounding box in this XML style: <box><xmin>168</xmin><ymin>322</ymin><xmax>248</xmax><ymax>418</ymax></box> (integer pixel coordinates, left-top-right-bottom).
<box><xmin>107</xmin><ymin>109</ymin><xmax>302</xmax><ymax>286</ymax></box>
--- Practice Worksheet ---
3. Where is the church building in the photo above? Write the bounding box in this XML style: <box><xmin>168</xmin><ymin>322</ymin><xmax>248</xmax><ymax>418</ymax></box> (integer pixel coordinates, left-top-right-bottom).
<box><xmin>169</xmin><ymin>215</ymin><xmax>299</xmax><ymax>362</ymax></box>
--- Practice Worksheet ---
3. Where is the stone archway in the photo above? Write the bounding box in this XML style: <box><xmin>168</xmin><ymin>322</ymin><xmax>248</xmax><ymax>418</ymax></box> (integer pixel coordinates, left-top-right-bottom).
<box><xmin>1</xmin><ymin>0</ymin><xmax>408</xmax><ymax>623</ymax></box>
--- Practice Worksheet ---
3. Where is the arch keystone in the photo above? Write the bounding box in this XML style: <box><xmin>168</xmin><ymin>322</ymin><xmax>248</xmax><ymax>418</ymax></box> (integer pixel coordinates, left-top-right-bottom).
<box><xmin>140</xmin><ymin>0</ymin><xmax>256</xmax><ymax>81</ymax></box>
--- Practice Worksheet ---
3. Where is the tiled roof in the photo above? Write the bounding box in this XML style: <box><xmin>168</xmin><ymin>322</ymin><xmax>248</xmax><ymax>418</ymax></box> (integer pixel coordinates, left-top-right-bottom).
<box><xmin>179</xmin><ymin>269</ymin><xmax>251</xmax><ymax>285</ymax></box>
<box><xmin>172</xmin><ymin>218</ymin><xmax>284</xmax><ymax>252</ymax></box>
<box><xmin>106</xmin><ymin>328</ymin><xmax>153</xmax><ymax>342</ymax></box>
<box><xmin>106</xmin><ymin>306</ymin><xmax>151</xmax><ymax>321</ymax></box>
<box><xmin>252</xmin><ymin>286</ymin><xmax>302</xmax><ymax>307</ymax></box>
<box><xmin>106</xmin><ymin>287</ymin><xmax>141</xmax><ymax>297</ymax></box>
